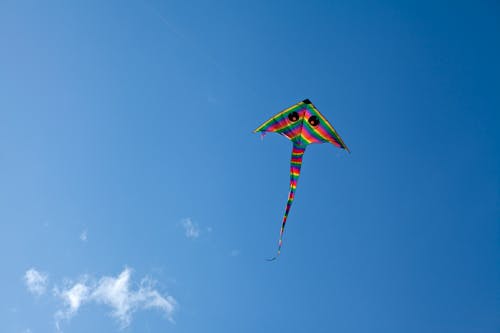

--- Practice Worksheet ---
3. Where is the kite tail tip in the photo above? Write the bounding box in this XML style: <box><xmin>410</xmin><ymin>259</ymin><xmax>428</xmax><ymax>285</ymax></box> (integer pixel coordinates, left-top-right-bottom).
<box><xmin>266</xmin><ymin>250</ymin><xmax>281</xmax><ymax>262</ymax></box>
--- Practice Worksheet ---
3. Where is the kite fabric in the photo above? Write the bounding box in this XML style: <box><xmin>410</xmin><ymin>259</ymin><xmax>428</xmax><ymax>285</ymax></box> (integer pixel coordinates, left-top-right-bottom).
<box><xmin>254</xmin><ymin>99</ymin><xmax>349</xmax><ymax>260</ymax></box>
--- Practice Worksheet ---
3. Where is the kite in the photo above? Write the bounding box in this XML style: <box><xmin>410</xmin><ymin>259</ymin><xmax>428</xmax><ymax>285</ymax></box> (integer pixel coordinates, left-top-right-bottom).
<box><xmin>254</xmin><ymin>99</ymin><xmax>349</xmax><ymax>260</ymax></box>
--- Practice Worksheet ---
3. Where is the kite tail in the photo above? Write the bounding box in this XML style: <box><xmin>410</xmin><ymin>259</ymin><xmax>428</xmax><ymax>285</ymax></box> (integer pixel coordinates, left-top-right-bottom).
<box><xmin>268</xmin><ymin>144</ymin><xmax>306</xmax><ymax>261</ymax></box>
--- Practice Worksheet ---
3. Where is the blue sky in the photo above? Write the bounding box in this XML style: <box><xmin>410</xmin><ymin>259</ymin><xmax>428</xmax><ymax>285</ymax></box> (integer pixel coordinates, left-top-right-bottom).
<box><xmin>1</xmin><ymin>0</ymin><xmax>499</xmax><ymax>332</ymax></box>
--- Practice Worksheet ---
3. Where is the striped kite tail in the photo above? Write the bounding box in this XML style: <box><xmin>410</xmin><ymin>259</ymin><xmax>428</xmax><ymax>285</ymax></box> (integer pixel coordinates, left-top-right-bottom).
<box><xmin>268</xmin><ymin>144</ymin><xmax>306</xmax><ymax>261</ymax></box>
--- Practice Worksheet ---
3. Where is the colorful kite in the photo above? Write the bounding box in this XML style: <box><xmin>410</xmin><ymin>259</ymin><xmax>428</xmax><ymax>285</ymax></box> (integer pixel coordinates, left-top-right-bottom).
<box><xmin>254</xmin><ymin>99</ymin><xmax>349</xmax><ymax>260</ymax></box>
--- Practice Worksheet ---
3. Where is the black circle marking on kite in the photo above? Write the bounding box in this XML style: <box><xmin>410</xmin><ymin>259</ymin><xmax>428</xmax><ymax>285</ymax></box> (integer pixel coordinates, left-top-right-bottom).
<box><xmin>308</xmin><ymin>115</ymin><xmax>320</xmax><ymax>126</ymax></box>
<box><xmin>288</xmin><ymin>112</ymin><xmax>299</xmax><ymax>122</ymax></box>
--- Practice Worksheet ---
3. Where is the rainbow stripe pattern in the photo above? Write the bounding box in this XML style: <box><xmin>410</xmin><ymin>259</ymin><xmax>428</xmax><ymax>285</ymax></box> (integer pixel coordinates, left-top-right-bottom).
<box><xmin>254</xmin><ymin>99</ymin><xmax>349</xmax><ymax>260</ymax></box>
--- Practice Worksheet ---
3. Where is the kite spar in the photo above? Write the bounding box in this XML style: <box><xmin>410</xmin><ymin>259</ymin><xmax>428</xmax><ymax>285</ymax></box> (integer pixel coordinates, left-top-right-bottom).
<box><xmin>254</xmin><ymin>99</ymin><xmax>349</xmax><ymax>260</ymax></box>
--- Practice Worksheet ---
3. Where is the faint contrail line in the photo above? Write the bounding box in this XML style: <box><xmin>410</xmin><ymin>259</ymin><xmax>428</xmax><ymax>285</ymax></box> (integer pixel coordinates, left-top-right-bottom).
<box><xmin>143</xmin><ymin>1</ymin><xmax>186</xmax><ymax>39</ymax></box>
<box><xmin>142</xmin><ymin>0</ymin><xmax>224</xmax><ymax>73</ymax></box>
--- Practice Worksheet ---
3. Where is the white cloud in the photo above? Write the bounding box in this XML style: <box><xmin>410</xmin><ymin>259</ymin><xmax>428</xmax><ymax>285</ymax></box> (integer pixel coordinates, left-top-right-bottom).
<box><xmin>54</xmin><ymin>280</ymin><xmax>90</xmax><ymax>326</ymax></box>
<box><xmin>53</xmin><ymin>268</ymin><xmax>177</xmax><ymax>330</ymax></box>
<box><xmin>79</xmin><ymin>230</ymin><xmax>87</xmax><ymax>242</ymax></box>
<box><xmin>24</xmin><ymin>268</ymin><xmax>48</xmax><ymax>296</ymax></box>
<box><xmin>181</xmin><ymin>218</ymin><xmax>200</xmax><ymax>239</ymax></box>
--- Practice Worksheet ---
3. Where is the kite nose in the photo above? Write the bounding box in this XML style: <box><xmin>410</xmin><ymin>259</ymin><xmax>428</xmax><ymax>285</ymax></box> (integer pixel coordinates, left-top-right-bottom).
<box><xmin>302</xmin><ymin>98</ymin><xmax>312</xmax><ymax>104</ymax></box>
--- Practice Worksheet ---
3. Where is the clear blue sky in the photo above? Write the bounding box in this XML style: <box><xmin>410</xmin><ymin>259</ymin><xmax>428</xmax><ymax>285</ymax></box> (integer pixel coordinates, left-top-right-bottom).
<box><xmin>1</xmin><ymin>1</ymin><xmax>499</xmax><ymax>332</ymax></box>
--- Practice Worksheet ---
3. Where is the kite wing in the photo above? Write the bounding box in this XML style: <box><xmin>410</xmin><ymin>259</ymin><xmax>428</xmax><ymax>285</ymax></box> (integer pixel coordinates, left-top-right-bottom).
<box><xmin>254</xmin><ymin>99</ymin><xmax>350</xmax><ymax>151</ymax></box>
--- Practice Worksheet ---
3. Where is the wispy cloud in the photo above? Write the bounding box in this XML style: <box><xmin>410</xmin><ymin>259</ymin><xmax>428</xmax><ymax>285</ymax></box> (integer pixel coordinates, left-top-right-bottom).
<box><xmin>181</xmin><ymin>218</ymin><xmax>200</xmax><ymax>239</ymax></box>
<box><xmin>25</xmin><ymin>268</ymin><xmax>177</xmax><ymax>331</ymax></box>
<box><xmin>90</xmin><ymin>268</ymin><xmax>176</xmax><ymax>327</ymax></box>
<box><xmin>24</xmin><ymin>268</ymin><xmax>48</xmax><ymax>296</ymax></box>
<box><xmin>54</xmin><ymin>280</ymin><xmax>90</xmax><ymax>327</ymax></box>
<box><xmin>79</xmin><ymin>229</ymin><xmax>87</xmax><ymax>242</ymax></box>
